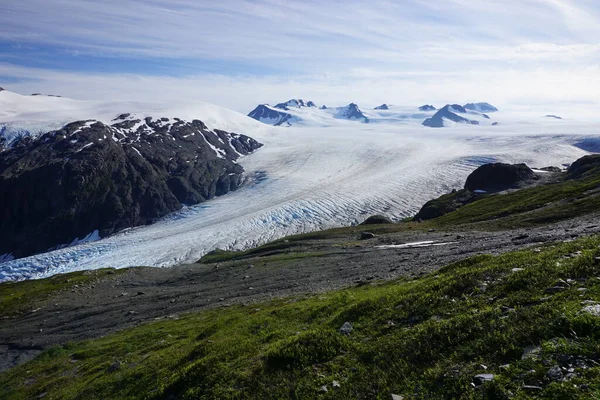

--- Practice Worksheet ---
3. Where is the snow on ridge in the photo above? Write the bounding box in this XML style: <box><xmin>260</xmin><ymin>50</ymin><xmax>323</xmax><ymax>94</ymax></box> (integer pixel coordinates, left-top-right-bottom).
<box><xmin>0</xmin><ymin>90</ymin><xmax>270</xmax><ymax>149</ymax></box>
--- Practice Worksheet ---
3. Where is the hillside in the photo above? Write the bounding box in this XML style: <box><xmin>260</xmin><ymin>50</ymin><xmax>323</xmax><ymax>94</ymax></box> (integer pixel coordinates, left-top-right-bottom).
<box><xmin>2</xmin><ymin>155</ymin><xmax>600</xmax><ymax>398</ymax></box>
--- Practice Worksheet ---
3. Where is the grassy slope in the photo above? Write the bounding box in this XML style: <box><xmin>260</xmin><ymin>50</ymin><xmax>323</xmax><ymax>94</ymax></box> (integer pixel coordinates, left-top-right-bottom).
<box><xmin>0</xmin><ymin>268</ymin><xmax>124</xmax><ymax>317</ymax></box>
<box><xmin>2</xmin><ymin>237</ymin><xmax>600</xmax><ymax>399</ymax></box>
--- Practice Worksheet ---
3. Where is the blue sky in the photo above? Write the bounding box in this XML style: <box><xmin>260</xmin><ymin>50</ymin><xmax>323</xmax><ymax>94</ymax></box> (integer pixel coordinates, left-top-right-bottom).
<box><xmin>1</xmin><ymin>0</ymin><xmax>599</xmax><ymax>111</ymax></box>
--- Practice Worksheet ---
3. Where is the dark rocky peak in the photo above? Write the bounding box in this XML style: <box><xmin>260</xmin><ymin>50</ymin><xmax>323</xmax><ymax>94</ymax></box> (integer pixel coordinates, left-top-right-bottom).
<box><xmin>545</xmin><ymin>115</ymin><xmax>562</xmax><ymax>120</ymax></box>
<box><xmin>247</xmin><ymin>105</ymin><xmax>294</xmax><ymax>126</ymax></box>
<box><xmin>335</xmin><ymin>103</ymin><xmax>369</xmax><ymax>122</ymax></box>
<box><xmin>0</xmin><ymin>87</ymin><xmax>4</xmax><ymax>92</ymax></box>
<box><xmin>320</xmin><ymin>105</ymin><xmax>328</xmax><ymax>110</ymax></box>
<box><xmin>374</xmin><ymin>104</ymin><xmax>389</xmax><ymax>110</ymax></box>
<box><xmin>464</xmin><ymin>102</ymin><xmax>498</xmax><ymax>112</ymax></box>
<box><xmin>306</xmin><ymin>101</ymin><xmax>317</xmax><ymax>107</ymax></box>
<box><xmin>31</xmin><ymin>93</ymin><xmax>42</xmax><ymax>96</ymax></box>
<box><xmin>447</xmin><ymin>104</ymin><xmax>467</xmax><ymax>113</ymax></box>
<box><xmin>418</xmin><ymin>105</ymin><xmax>436</xmax><ymax>111</ymax></box>
<box><xmin>464</xmin><ymin>163</ymin><xmax>538</xmax><ymax>192</ymax></box>
<box><xmin>422</xmin><ymin>104</ymin><xmax>478</xmax><ymax>128</ymax></box>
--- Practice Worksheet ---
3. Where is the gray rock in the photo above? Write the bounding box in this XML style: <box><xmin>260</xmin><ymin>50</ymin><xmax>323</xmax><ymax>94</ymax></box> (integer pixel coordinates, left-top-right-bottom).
<box><xmin>546</xmin><ymin>365</ymin><xmax>563</xmax><ymax>381</ymax></box>
<box><xmin>391</xmin><ymin>395</ymin><xmax>405</xmax><ymax>400</ymax></box>
<box><xmin>522</xmin><ymin>345</ymin><xmax>542</xmax><ymax>360</ymax></box>
<box><xmin>582</xmin><ymin>304</ymin><xmax>600</xmax><ymax>316</ymax></box>
<box><xmin>359</xmin><ymin>232</ymin><xmax>376</xmax><ymax>240</ymax></box>
<box><xmin>545</xmin><ymin>286</ymin><xmax>567</xmax><ymax>294</ymax></box>
<box><xmin>340</xmin><ymin>321</ymin><xmax>353</xmax><ymax>335</ymax></box>
<box><xmin>319</xmin><ymin>385</ymin><xmax>328</xmax><ymax>393</ymax></box>
<box><xmin>473</xmin><ymin>374</ymin><xmax>495</xmax><ymax>386</ymax></box>
<box><xmin>523</xmin><ymin>385</ymin><xmax>543</xmax><ymax>391</ymax></box>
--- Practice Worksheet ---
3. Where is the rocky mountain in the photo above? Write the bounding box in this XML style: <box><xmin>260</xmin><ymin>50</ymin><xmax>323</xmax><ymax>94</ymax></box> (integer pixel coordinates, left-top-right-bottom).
<box><xmin>545</xmin><ymin>114</ymin><xmax>563</xmax><ymax>120</ymax></box>
<box><xmin>247</xmin><ymin>104</ymin><xmax>295</xmax><ymax>126</ymax></box>
<box><xmin>374</xmin><ymin>104</ymin><xmax>389</xmax><ymax>110</ymax></box>
<box><xmin>0</xmin><ymin>114</ymin><xmax>262</xmax><ymax>260</ymax></box>
<box><xmin>418</xmin><ymin>104</ymin><xmax>436</xmax><ymax>111</ymax></box>
<box><xmin>422</xmin><ymin>104</ymin><xmax>480</xmax><ymax>127</ymax></box>
<box><xmin>464</xmin><ymin>102</ymin><xmax>498</xmax><ymax>113</ymax></box>
<box><xmin>334</xmin><ymin>103</ymin><xmax>369</xmax><ymax>122</ymax></box>
<box><xmin>273</xmin><ymin>99</ymin><xmax>316</xmax><ymax>110</ymax></box>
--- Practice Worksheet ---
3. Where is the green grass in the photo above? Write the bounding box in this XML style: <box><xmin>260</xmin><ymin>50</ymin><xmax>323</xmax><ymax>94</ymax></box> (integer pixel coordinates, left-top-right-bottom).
<box><xmin>2</xmin><ymin>237</ymin><xmax>600</xmax><ymax>399</ymax></box>
<box><xmin>430</xmin><ymin>172</ymin><xmax>600</xmax><ymax>229</ymax></box>
<box><xmin>0</xmin><ymin>268</ymin><xmax>124</xmax><ymax>317</ymax></box>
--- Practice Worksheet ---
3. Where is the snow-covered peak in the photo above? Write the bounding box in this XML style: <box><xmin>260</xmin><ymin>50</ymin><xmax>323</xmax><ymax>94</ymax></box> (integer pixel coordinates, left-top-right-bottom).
<box><xmin>464</xmin><ymin>102</ymin><xmax>498</xmax><ymax>113</ymax></box>
<box><xmin>0</xmin><ymin>89</ymin><xmax>268</xmax><ymax>149</ymax></box>
<box><xmin>335</xmin><ymin>103</ymin><xmax>369</xmax><ymax>122</ymax></box>
<box><xmin>274</xmin><ymin>99</ymin><xmax>316</xmax><ymax>110</ymax></box>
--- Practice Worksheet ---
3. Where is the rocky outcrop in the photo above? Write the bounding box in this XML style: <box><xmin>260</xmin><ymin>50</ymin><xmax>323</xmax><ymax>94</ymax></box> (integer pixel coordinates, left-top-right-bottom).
<box><xmin>0</xmin><ymin>115</ymin><xmax>262</xmax><ymax>259</ymax></box>
<box><xmin>414</xmin><ymin>189</ymin><xmax>480</xmax><ymax>221</ymax></box>
<box><xmin>464</xmin><ymin>163</ymin><xmax>538</xmax><ymax>192</ymax></box>
<box><xmin>464</xmin><ymin>102</ymin><xmax>498</xmax><ymax>113</ymax></box>
<box><xmin>374</xmin><ymin>104</ymin><xmax>389</xmax><ymax>110</ymax></box>
<box><xmin>567</xmin><ymin>154</ymin><xmax>600</xmax><ymax>178</ymax></box>
<box><xmin>418</xmin><ymin>105</ymin><xmax>436</xmax><ymax>111</ymax></box>
<box><xmin>360</xmin><ymin>215</ymin><xmax>393</xmax><ymax>225</ymax></box>
<box><xmin>545</xmin><ymin>115</ymin><xmax>562</xmax><ymax>120</ymax></box>
<box><xmin>415</xmin><ymin>162</ymin><xmax>539</xmax><ymax>220</ymax></box>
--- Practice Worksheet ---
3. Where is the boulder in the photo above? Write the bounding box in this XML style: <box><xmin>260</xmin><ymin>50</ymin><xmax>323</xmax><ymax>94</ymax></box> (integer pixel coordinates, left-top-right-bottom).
<box><xmin>359</xmin><ymin>232</ymin><xmax>376</xmax><ymax>240</ymax></box>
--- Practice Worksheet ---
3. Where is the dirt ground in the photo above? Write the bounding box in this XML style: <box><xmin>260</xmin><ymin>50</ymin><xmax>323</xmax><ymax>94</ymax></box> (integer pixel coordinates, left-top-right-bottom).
<box><xmin>2</xmin><ymin>213</ymin><xmax>600</xmax><ymax>372</ymax></box>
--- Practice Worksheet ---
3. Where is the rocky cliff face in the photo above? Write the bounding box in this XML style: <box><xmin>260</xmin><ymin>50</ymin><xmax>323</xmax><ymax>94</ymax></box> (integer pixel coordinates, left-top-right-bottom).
<box><xmin>0</xmin><ymin>114</ymin><xmax>262</xmax><ymax>259</ymax></box>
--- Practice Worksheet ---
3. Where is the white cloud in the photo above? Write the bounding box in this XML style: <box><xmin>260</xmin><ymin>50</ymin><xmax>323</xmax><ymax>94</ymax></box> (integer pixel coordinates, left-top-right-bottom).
<box><xmin>1</xmin><ymin>0</ymin><xmax>599</xmax><ymax>110</ymax></box>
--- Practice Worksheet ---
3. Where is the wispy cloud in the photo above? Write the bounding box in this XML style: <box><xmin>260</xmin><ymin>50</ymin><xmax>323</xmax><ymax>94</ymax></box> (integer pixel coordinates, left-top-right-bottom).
<box><xmin>1</xmin><ymin>0</ymin><xmax>599</xmax><ymax>110</ymax></box>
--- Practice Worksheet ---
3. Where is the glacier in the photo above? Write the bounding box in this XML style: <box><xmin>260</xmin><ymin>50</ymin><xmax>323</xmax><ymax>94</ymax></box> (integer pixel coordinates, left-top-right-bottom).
<box><xmin>0</xmin><ymin>91</ymin><xmax>598</xmax><ymax>281</ymax></box>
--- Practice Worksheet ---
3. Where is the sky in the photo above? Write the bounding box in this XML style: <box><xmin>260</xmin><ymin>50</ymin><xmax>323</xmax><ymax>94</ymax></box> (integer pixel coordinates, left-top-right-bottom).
<box><xmin>1</xmin><ymin>0</ymin><xmax>600</xmax><ymax>112</ymax></box>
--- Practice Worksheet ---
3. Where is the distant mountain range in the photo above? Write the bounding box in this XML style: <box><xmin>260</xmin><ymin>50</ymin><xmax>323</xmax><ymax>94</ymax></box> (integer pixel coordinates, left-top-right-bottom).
<box><xmin>247</xmin><ymin>99</ymin><xmax>369</xmax><ymax>126</ymax></box>
<box><xmin>422</xmin><ymin>103</ymin><xmax>499</xmax><ymax>128</ymax></box>
<box><xmin>247</xmin><ymin>99</ymin><xmax>501</xmax><ymax>127</ymax></box>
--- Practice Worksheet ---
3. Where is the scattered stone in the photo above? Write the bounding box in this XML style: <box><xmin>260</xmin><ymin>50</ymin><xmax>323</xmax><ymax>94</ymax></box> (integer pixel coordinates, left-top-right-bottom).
<box><xmin>127</xmin><ymin>310</ymin><xmax>138</xmax><ymax>316</ymax></box>
<box><xmin>107</xmin><ymin>361</ymin><xmax>121</xmax><ymax>372</ymax></box>
<box><xmin>332</xmin><ymin>380</ymin><xmax>340</xmax><ymax>388</ymax></box>
<box><xmin>473</xmin><ymin>374</ymin><xmax>495</xmax><ymax>386</ymax></box>
<box><xmin>582</xmin><ymin>304</ymin><xmax>600</xmax><ymax>316</ymax></box>
<box><xmin>243</xmin><ymin>275</ymin><xmax>250</xmax><ymax>280</ymax></box>
<box><xmin>136</xmin><ymin>291</ymin><xmax>145</xmax><ymax>296</ymax></box>
<box><xmin>247</xmin><ymin>264</ymin><xmax>254</xmax><ymax>269</ymax></box>
<box><xmin>522</xmin><ymin>385</ymin><xmax>543</xmax><ymax>391</ymax></box>
<box><xmin>319</xmin><ymin>385</ymin><xmax>328</xmax><ymax>393</ymax></box>
<box><xmin>546</xmin><ymin>365</ymin><xmax>563</xmax><ymax>381</ymax></box>
<box><xmin>391</xmin><ymin>395</ymin><xmax>405</xmax><ymax>400</ymax></box>
<box><xmin>359</xmin><ymin>232</ymin><xmax>376</xmax><ymax>240</ymax></box>
<box><xmin>545</xmin><ymin>286</ymin><xmax>567</xmax><ymax>294</ymax></box>
<box><xmin>522</xmin><ymin>345</ymin><xmax>542</xmax><ymax>360</ymax></box>
<box><xmin>511</xmin><ymin>268</ymin><xmax>524</xmax><ymax>272</ymax></box>
<box><xmin>340</xmin><ymin>322</ymin><xmax>353</xmax><ymax>335</ymax></box>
